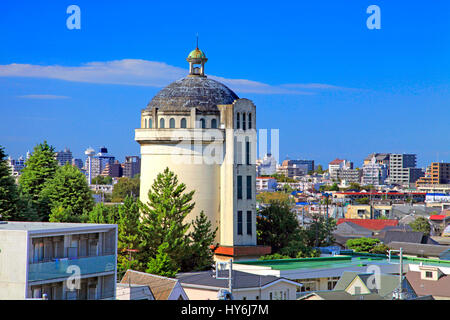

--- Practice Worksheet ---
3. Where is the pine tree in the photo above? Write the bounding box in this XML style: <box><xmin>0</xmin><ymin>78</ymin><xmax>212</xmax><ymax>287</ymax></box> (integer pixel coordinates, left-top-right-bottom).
<box><xmin>19</xmin><ymin>141</ymin><xmax>58</xmax><ymax>221</ymax></box>
<box><xmin>0</xmin><ymin>146</ymin><xmax>19</xmax><ymax>220</ymax></box>
<box><xmin>42</xmin><ymin>163</ymin><xmax>95</xmax><ymax>221</ymax></box>
<box><xmin>182</xmin><ymin>211</ymin><xmax>218</xmax><ymax>271</ymax></box>
<box><xmin>117</xmin><ymin>196</ymin><xmax>143</xmax><ymax>277</ymax></box>
<box><xmin>139</xmin><ymin>167</ymin><xmax>194</xmax><ymax>269</ymax></box>
<box><xmin>146</xmin><ymin>243</ymin><xmax>179</xmax><ymax>278</ymax></box>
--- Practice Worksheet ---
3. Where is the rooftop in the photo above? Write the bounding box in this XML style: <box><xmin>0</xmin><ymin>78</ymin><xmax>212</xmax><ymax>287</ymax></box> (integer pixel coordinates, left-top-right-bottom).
<box><xmin>0</xmin><ymin>221</ymin><xmax>114</xmax><ymax>232</ymax></box>
<box><xmin>234</xmin><ymin>251</ymin><xmax>450</xmax><ymax>272</ymax></box>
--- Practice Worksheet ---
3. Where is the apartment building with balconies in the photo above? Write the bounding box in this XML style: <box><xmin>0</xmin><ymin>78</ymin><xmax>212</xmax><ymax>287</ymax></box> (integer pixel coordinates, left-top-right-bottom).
<box><xmin>0</xmin><ymin>221</ymin><xmax>117</xmax><ymax>300</ymax></box>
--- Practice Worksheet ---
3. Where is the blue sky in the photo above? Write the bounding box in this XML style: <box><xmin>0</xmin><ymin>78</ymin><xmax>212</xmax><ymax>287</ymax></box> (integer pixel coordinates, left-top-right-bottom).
<box><xmin>0</xmin><ymin>0</ymin><xmax>449</xmax><ymax>168</ymax></box>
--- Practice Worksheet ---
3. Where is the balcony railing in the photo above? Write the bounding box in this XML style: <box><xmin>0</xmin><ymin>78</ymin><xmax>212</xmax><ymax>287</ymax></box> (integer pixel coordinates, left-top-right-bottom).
<box><xmin>28</xmin><ymin>254</ymin><xmax>116</xmax><ymax>282</ymax></box>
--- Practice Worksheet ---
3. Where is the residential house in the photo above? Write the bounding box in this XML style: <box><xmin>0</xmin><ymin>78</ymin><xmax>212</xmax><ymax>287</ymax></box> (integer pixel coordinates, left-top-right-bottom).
<box><xmin>406</xmin><ymin>266</ymin><xmax>450</xmax><ymax>300</ymax></box>
<box><xmin>299</xmin><ymin>271</ymin><xmax>417</xmax><ymax>300</ymax></box>
<box><xmin>120</xmin><ymin>270</ymin><xmax>188</xmax><ymax>300</ymax></box>
<box><xmin>116</xmin><ymin>283</ymin><xmax>155</xmax><ymax>300</ymax></box>
<box><xmin>387</xmin><ymin>242</ymin><xmax>450</xmax><ymax>259</ymax></box>
<box><xmin>177</xmin><ymin>270</ymin><xmax>301</xmax><ymax>300</ymax></box>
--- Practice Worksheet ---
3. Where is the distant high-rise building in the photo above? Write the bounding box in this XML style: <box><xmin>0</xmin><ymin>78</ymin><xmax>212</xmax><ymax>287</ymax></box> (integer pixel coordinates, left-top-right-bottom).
<box><xmin>72</xmin><ymin>158</ymin><xmax>84</xmax><ymax>170</ymax></box>
<box><xmin>387</xmin><ymin>154</ymin><xmax>424</xmax><ymax>185</ymax></box>
<box><xmin>55</xmin><ymin>148</ymin><xmax>73</xmax><ymax>166</ymax></box>
<box><xmin>7</xmin><ymin>156</ymin><xmax>26</xmax><ymax>178</ymax></box>
<box><xmin>101</xmin><ymin>160</ymin><xmax>123</xmax><ymax>178</ymax></box>
<box><xmin>277</xmin><ymin>159</ymin><xmax>309</xmax><ymax>178</ymax></box>
<box><xmin>362</xmin><ymin>154</ymin><xmax>389</xmax><ymax>186</ymax></box>
<box><xmin>86</xmin><ymin>147</ymin><xmax>115</xmax><ymax>179</ymax></box>
<box><xmin>416</xmin><ymin>162</ymin><xmax>450</xmax><ymax>187</ymax></box>
<box><xmin>328</xmin><ymin>159</ymin><xmax>353</xmax><ymax>181</ymax></box>
<box><xmin>122</xmin><ymin>156</ymin><xmax>140</xmax><ymax>178</ymax></box>
<box><xmin>256</xmin><ymin>153</ymin><xmax>277</xmax><ymax>176</ymax></box>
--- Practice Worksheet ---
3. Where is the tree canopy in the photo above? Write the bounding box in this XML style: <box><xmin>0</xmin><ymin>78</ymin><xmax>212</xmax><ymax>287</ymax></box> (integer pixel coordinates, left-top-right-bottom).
<box><xmin>18</xmin><ymin>141</ymin><xmax>59</xmax><ymax>221</ymax></box>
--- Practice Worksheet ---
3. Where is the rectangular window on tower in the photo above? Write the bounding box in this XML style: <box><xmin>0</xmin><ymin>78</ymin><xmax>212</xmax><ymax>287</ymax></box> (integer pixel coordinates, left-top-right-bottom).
<box><xmin>246</xmin><ymin>141</ymin><xmax>250</xmax><ymax>165</ymax></box>
<box><xmin>237</xmin><ymin>211</ymin><xmax>243</xmax><ymax>235</ymax></box>
<box><xmin>237</xmin><ymin>176</ymin><xmax>243</xmax><ymax>199</ymax></box>
<box><xmin>246</xmin><ymin>175</ymin><xmax>252</xmax><ymax>199</ymax></box>
<box><xmin>247</xmin><ymin>211</ymin><xmax>252</xmax><ymax>235</ymax></box>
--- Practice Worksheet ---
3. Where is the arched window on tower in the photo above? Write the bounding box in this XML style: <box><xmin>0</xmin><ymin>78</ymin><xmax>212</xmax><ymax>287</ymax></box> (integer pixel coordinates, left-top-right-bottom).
<box><xmin>242</xmin><ymin>113</ymin><xmax>246</xmax><ymax>130</ymax></box>
<box><xmin>248</xmin><ymin>113</ymin><xmax>252</xmax><ymax>129</ymax></box>
<box><xmin>160</xmin><ymin>118</ymin><xmax>165</xmax><ymax>128</ymax></box>
<box><xmin>236</xmin><ymin>113</ymin><xmax>240</xmax><ymax>129</ymax></box>
<box><xmin>200</xmin><ymin>118</ymin><xmax>206</xmax><ymax>129</ymax></box>
<box><xmin>149</xmin><ymin>118</ymin><xmax>152</xmax><ymax>128</ymax></box>
<box><xmin>211</xmin><ymin>118</ymin><xmax>217</xmax><ymax>129</ymax></box>
<box><xmin>180</xmin><ymin>118</ymin><xmax>187</xmax><ymax>128</ymax></box>
<box><xmin>169</xmin><ymin>118</ymin><xmax>175</xmax><ymax>128</ymax></box>
<box><xmin>144</xmin><ymin>118</ymin><xmax>147</xmax><ymax>128</ymax></box>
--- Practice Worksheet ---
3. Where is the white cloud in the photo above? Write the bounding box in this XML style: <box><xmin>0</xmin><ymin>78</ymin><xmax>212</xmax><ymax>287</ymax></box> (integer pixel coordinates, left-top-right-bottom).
<box><xmin>0</xmin><ymin>59</ymin><xmax>354</xmax><ymax>95</ymax></box>
<box><xmin>17</xmin><ymin>94</ymin><xmax>70</xmax><ymax>100</ymax></box>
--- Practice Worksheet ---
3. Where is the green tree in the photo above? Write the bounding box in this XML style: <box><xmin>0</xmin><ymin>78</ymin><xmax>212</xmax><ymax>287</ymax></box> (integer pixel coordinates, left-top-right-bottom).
<box><xmin>301</xmin><ymin>214</ymin><xmax>336</xmax><ymax>247</ymax></box>
<box><xmin>87</xmin><ymin>202</ymin><xmax>118</xmax><ymax>224</ymax></box>
<box><xmin>316</xmin><ymin>165</ymin><xmax>324</xmax><ymax>174</ymax></box>
<box><xmin>370</xmin><ymin>243</ymin><xmax>390</xmax><ymax>255</ymax></box>
<box><xmin>257</xmin><ymin>200</ymin><xmax>301</xmax><ymax>254</ymax></box>
<box><xmin>256</xmin><ymin>191</ymin><xmax>289</xmax><ymax>204</ymax></box>
<box><xmin>91</xmin><ymin>175</ymin><xmax>113</xmax><ymax>185</ymax></box>
<box><xmin>117</xmin><ymin>196</ymin><xmax>143</xmax><ymax>277</ymax></box>
<box><xmin>0</xmin><ymin>146</ymin><xmax>19</xmax><ymax>220</ymax></box>
<box><xmin>409</xmin><ymin>217</ymin><xmax>431</xmax><ymax>236</ymax></box>
<box><xmin>111</xmin><ymin>175</ymin><xmax>140</xmax><ymax>202</ymax></box>
<box><xmin>182</xmin><ymin>211</ymin><xmax>218</xmax><ymax>271</ymax></box>
<box><xmin>146</xmin><ymin>243</ymin><xmax>179</xmax><ymax>278</ymax></box>
<box><xmin>41</xmin><ymin>163</ymin><xmax>94</xmax><ymax>221</ymax></box>
<box><xmin>139</xmin><ymin>168</ymin><xmax>194</xmax><ymax>270</ymax></box>
<box><xmin>49</xmin><ymin>204</ymin><xmax>85</xmax><ymax>223</ymax></box>
<box><xmin>346</xmin><ymin>237</ymin><xmax>381</xmax><ymax>253</ymax></box>
<box><xmin>18</xmin><ymin>141</ymin><xmax>59</xmax><ymax>220</ymax></box>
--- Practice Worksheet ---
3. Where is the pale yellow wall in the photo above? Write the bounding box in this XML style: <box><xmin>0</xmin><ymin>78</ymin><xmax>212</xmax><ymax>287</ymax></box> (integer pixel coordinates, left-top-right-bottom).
<box><xmin>183</xmin><ymin>287</ymin><xmax>218</xmax><ymax>300</ymax></box>
<box><xmin>0</xmin><ymin>230</ymin><xmax>28</xmax><ymax>299</ymax></box>
<box><xmin>345</xmin><ymin>277</ymin><xmax>371</xmax><ymax>295</ymax></box>
<box><xmin>139</xmin><ymin>143</ymin><xmax>221</xmax><ymax>243</ymax></box>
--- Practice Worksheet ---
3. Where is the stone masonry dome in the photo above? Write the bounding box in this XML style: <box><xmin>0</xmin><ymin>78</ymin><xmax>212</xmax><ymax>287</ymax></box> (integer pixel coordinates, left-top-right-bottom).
<box><xmin>146</xmin><ymin>76</ymin><xmax>239</xmax><ymax>113</ymax></box>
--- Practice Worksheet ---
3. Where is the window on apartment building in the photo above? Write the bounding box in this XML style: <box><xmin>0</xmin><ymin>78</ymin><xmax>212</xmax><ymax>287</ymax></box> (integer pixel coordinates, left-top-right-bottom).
<box><xmin>237</xmin><ymin>211</ymin><xmax>243</xmax><ymax>235</ymax></box>
<box><xmin>211</xmin><ymin>118</ymin><xmax>217</xmax><ymax>129</ymax></box>
<box><xmin>200</xmin><ymin>118</ymin><xmax>206</xmax><ymax>129</ymax></box>
<box><xmin>237</xmin><ymin>176</ymin><xmax>243</xmax><ymax>199</ymax></box>
<box><xmin>169</xmin><ymin>118</ymin><xmax>175</xmax><ymax>128</ymax></box>
<box><xmin>160</xmin><ymin>118</ymin><xmax>165</xmax><ymax>128</ymax></box>
<box><xmin>245</xmin><ymin>140</ymin><xmax>250</xmax><ymax>165</ymax></box>
<box><xmin>246</xmin><ymin>176</ymin><xmax>252</xmax><ymax>200</ymax></box>
<box><xmin>180</xmin><ymin>118</ymin><xmax>187</xmax><ymax>128</ymax></box>
<box><xmin>425</xmin><ymin>271</ymin><xmax>433</xmax><ymax>278</ymax></box>
<box><xmin>247</xmin><ymin>211</ymin><xmax>252</xmax><ymax>235</ymax></box>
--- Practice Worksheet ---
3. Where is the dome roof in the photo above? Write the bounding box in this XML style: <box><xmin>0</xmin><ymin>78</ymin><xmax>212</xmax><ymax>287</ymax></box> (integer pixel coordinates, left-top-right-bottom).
<box><xmin>187</xmin><ymin>48</ymin><xmax>206</xmax><ymax>60</ymax></box>
<box><xmin>146</xmin><ymin>76</ymin><xmax>239</xmax><ymax>113</ymax></box>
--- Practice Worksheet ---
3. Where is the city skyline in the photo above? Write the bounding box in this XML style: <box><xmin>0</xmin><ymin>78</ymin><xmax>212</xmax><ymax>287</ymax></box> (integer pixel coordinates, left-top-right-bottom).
<box><xmin>1</xmin><ymin>1</ymin><xmax>449</xmax><ymax>168</ymax></box>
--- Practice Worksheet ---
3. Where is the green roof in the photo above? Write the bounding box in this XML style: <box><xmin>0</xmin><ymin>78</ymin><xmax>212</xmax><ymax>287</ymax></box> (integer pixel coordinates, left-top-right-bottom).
<box><xmin>234</xmin><ymin>252</ymin><xmax>450</xmax><ymax>271</ymax></box>
<box><xmin>187</xmin><ymin>48</ymin><xmax>206</xmax><ymax>59</ymax></box>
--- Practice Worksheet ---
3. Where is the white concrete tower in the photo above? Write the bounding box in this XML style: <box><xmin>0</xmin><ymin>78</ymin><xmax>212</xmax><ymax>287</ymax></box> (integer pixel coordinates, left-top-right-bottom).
<box><xmin>135</xmin><ymin>47</ymin><xmax>270</xmax><ymax>261</ymax></box>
